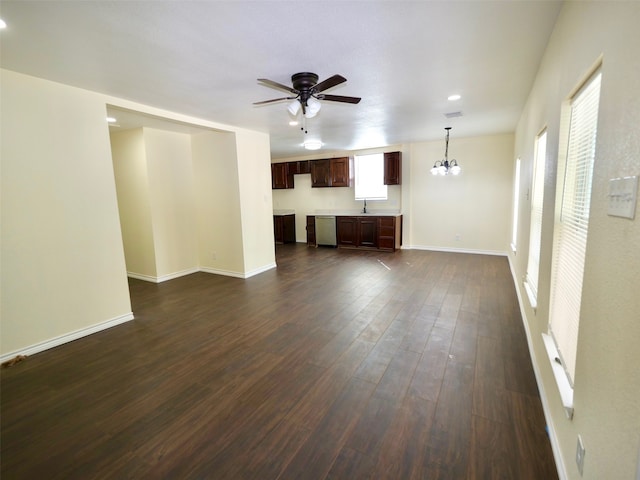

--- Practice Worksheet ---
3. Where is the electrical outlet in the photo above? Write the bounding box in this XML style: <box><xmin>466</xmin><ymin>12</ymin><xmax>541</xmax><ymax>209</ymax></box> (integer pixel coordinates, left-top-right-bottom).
<box><xmin>576</xmin><ymin>435</ymin><xmax>585</xmax><ymax>476</ymax></box>
<box><xmin>455</xmin><ymin>234</ymin><xmax>461</xmax><ymax>241</ymax></box>
<box><xmin>212</xmin><ymin>252</ymin><xmax>217</xmax><ymax>261</ymax></box>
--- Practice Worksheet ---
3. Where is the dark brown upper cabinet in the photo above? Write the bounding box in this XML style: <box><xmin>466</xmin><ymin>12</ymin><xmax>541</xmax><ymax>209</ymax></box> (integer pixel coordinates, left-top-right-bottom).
<box><xmin>287</xmin><ymin>160</ymin><xmax>310</xmax><ymax>175</ymax></box>
<box><xmin>271</xmin><ymin>163</ymin><xmax>294</xmax><ymax>189</ymax></box>
<box><xmin>310</xmin><ymin>159</ymin><xmax>331</xmax><ymax>187</ymax></box>
<box><xmin>310</xmin><ymin>157</ymin><xmax>352</xmax><ymax>188</ymax></box>
<box><xmin>384</xmin><ymin>151</ymin><xmax>402</xmax><ymax>185</ymax></box>
<box><xmin>330</xmin><ymin>157</ymin><xmax>351</xmax><ymax>187</ymax></box>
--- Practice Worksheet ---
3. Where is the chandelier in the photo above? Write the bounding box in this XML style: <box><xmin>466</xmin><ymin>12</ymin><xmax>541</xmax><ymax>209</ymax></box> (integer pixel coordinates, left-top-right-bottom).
<box><xmin>431</xmin><ymin>127</ymin><xmax>461</xmax><ymax>176</ymax></box>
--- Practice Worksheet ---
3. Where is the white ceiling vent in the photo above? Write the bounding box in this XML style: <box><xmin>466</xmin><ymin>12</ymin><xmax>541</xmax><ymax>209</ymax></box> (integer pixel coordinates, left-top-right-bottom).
<box><xmin>444</xmin><ymin>111</ymin><xmax>463</xmax><ymax>119</ymax></box>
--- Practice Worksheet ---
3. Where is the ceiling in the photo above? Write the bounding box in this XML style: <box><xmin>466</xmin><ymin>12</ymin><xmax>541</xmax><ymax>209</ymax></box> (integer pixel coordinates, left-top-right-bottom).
<box><xmin>0</xmin><ymin>1</ymin><xmax>563</xmax><ymax>158</ymax></box>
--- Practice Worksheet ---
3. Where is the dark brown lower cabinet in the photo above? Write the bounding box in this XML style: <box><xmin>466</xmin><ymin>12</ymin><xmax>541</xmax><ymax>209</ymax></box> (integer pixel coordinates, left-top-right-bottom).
<box><xmin>310</xmin><ymin>215</ymin><xmax>402</xmax><ymax>251</ymax></box>
<box><xmin>337</xmin><ymin>216</ymin><xmax>378</xmax><ymax>249</ymax></box>
<box><xmin>357</xmin><ymin>217</ymin><xmax>378</xmax><ymax>248</ymax></box>
<box><xmin>336</xmin><ymin>216</ymin><xmax>358</xmax><ymax>247</ymax></box>
<box><xmin>306</xmin><ymin>215</ymin><xmax>316</xmax><ymax>247</ymax></box>
<box><xmin>336</xmin><ymin>215</ymin><xmax>403</xmax><ymax>251</ymax></box>
<box><xmin>378</xmin><ymin>216</ymin><xmax>401</xmax><ymax>251</ymax></box>
<box><xmin>274</xmin><ymin>214</ymin><xmax>295</xmax><ymax>244</ymax></box>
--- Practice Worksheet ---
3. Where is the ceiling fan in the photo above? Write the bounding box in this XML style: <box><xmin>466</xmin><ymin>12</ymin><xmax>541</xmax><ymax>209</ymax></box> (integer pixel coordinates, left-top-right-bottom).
<box><xmin>254</xmin><ymin>72</ymin><xmax>361</xmax><ymax>118</ymax></box>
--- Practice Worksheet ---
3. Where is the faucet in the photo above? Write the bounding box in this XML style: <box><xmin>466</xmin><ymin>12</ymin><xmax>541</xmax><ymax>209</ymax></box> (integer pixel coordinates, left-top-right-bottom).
<box><xmin>362</xmin><ymin>198</ymin><xmax>367</xmax><ymax>214</ymax></box>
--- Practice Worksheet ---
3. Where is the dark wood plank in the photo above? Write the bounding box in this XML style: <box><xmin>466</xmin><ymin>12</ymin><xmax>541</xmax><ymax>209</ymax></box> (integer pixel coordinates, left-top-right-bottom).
<box><xmin>467</xmin><ymin>414</ymin><xmax>520</xmax><ymax>479</ymax></box>
<box><xmin>0</xmin><ymin>245</ymin><xmax>557</xmax><ymax>480</ymax></box>
<box><xmin>508</xmin><ymin>391</ymin><xmax>560</xmax><ymax>480</ymax></box>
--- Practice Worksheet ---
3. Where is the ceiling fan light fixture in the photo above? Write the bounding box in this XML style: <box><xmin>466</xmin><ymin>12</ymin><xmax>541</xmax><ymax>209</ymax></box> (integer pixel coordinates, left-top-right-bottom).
<box><xmin>304</xmin><ymin>97</ymin><xmax>322</xmax><ymax>118</ymax></box>
<box><xmin>287</xmin><ymin>100</ymin><xmax>301</xmax><ymax>116</ymax></box>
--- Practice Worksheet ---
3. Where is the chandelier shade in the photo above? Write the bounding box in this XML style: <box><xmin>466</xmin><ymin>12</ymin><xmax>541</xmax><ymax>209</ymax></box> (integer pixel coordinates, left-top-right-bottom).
<box><xmin>431</xmin><ymin>127</ymin><xmax>462</xmax><ymax>176</ymax></box>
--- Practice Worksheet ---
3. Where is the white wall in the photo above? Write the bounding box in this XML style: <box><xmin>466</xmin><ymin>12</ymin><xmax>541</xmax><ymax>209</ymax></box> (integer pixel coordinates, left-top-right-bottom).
<box><xmin>111</xmin><ymin>128</ymin><xmax>200</xmax><ymax>281</ymax></box>
<box><xmin>191</xmin><ymin>131</ymin><xmax>246</xmax><ymax>276</ymax></box>
<box><xmin>143</xmin><ymin>128</ymin><xmax>199</xmax><ymax>279</ymax></box>
<box><xmin>113</xmin><ymin>127</ymin><xmax>273</xmax><ymax>280</ymax></box>
<box><xmin>409</xmin><ymin>133</ymin><xmax>514</xmax><ymax>254</ymax></box>
<box><xmin>235</xmin><ymin>129</ymin><xmax>277</xmax><ymax>275</ymax></box>
<box><xmin>510</xmin><ymin>3</ymin><xmax>640</xmax><ymax>479</ymax></box>
<box><xmin>1</xmin><ymin>69</ymin><xmax>133</xmax><ymax>357</ymax></box>
<box><xmin>111</xmin><ymin>128</ymin><xmax>157</xmax><ymax>278</ymax></box>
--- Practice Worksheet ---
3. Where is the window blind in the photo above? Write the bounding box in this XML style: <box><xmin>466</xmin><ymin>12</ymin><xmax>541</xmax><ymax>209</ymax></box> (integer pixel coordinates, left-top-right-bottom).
<box><xmin>511</xmin><ymin>158</ymin><xmax>521</xmax><ymax>252</ymax></box>
<box><xmin>549</xmin><ymin>71</ymin><xmax>601</xmax><ymax>385</ymax></box>
<box><xmin>525</xmin><ymin>130</ymin><xmax>547</xmax><ymax>305</ymax></box>
<box><xmin>354</xmin><ymin>153</ymin><xmax>387</xmax><ymax>200</ymax></box>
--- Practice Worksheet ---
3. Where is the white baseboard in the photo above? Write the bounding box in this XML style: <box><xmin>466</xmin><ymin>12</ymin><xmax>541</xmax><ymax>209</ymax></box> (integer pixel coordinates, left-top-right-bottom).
<box><xmin>200</xmin><ymin>262</ymin><xmax>277</xmax><ymax>279</ymax></box>
<box><xmin>244</xmin><ymin>262</ymin><xmax>277</xmax><ymax>278</ymax></box>
<box><xmin>199</xmin><ymin>266</ymin><xmax>246</xmax><ymax>278</ymax></box>
<box><xmin>129</xmin><ymin>263</ymin><xmax>277</xmax><ymax>282</ymax></box>
<box><xmin>127</xmin><ymin>272</ymin><xmax>159</xmax><ymax>283</ymax></box>
<box><xmin>127</xmin><ymin>267</ymin><xmax>200</xmax><ymax>283</ymax></box>
<box><xmin>0</xmin><ymin>312</ymin><xmax>134</xmax><ymax>363</ymax></box>
<box><xmin>507</xmin><ymin>255</ymin><xmax>567</xmax><ymax>480</ymax></box>
<box><xmin>157</xmin><ymin>268</ymin><xmax>200</xmax><ymax>283</ymax></box>
<box><xmin>406</xmin><ymin>244</ymin><xmax>508</xmax><ymax>256</ymax></box>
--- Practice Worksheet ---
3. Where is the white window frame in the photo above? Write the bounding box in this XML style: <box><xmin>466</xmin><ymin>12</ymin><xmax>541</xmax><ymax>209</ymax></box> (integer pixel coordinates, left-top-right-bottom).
<box><xmin>524</xmin><ymin>129</ymin><xmax>547</xmax><ymax>309</ymax></box>
<box><xmin>511</xmin><ymin>157</ymin><xmax>521</xmax><ymax>253</ymax></box>
<box><xmin>548</xmin><ymin>69</ymin><xmax>602</xmax><ymax>390</ymax></box>
<box><xmin>354</xmin><ymin>153</ymin><xmax>387</xmax><ymax>200</ymax></box>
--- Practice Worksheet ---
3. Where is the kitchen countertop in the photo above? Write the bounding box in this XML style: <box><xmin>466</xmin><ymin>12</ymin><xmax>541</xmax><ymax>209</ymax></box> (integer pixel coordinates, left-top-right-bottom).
<box><xmin>313</xmin><ymin>210</ymin><xmax>402</xmax><ymax>217</ymax></box>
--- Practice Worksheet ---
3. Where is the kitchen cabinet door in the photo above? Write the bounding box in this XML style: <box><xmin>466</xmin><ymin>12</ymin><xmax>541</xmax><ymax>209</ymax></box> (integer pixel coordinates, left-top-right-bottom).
<box><xmin>358</xmin><ymin>217</ymin><xmax>378</xmax><ymax>248</ymax></box>
<box><xmin>272</xmin><ymin>163</ymin><xmax>293</xmax><ymax>189</ymax></box>
<box><xmin>337</xmin><ymin>216</ymin><xmax>358</xmax><ymax>246</ymax></box>
<box><xmin>310</xmin><ymin>159</ymin><xmax>331</xmax><ymax>187</ymax></box>
<box><xmin>384</xmin><ymin>152</ymin><xmax>402</xmax><ymax>185</ymax></box>
<box><xmin>378</xmin><ymin>216</ymin><xmax>397</xmax><ymax>250</ymax></box>
<box><xmin>330</xmin><ymin>157</ymin><xmax>351</xmax><ymax>187</ymax></box>
<box><xmin>287</xmin><ymin>160</ymin><xmax>310</xmax><ymax>175</ymax></box>
<box><xmin>274</xmin><ymin>215</ymin><xmax>295</xmax><ymax>244</ymax></box>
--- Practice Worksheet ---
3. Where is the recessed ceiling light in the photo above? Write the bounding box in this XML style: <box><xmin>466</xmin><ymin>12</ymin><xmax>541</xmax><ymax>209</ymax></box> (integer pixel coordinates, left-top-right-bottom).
<box><xmin>0</xmin><ymin>19</ymin><xmax>7</xmax><ymax>29</ymax></box>
<box><xmin>106</xmin><ymin>117</ymin><xmax>117</xmax><ymax>123</ymax></box>
<box><xmin>304</xmin><ymin>140</ymin><xmax>322</xmax><ymax>150</ymax></box>
<box><xmin>289</xmin><ymin>120</ymin><xmax>298</xmax><ymax>126</ymax></box>
<box><xmin>448</xmin><ymin>94</ymin><xmax>461</xmax><ymax>101</ymax></box>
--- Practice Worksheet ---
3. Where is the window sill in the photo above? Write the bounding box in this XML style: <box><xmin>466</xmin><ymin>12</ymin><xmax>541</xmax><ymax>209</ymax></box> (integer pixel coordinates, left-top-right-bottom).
<box><xmin>523</xmin><ymin>281</ymin><xmax>537</xmax><ymax>310</ymax></box>
<box><xmin>542</xmin><ymin>333</ymin><xmax>574</xmax><ymax>419</ymax></box>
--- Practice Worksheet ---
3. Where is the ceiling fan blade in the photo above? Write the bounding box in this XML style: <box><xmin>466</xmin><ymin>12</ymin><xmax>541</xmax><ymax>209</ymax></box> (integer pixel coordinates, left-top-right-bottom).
<box><xmin>257</xmin><ymin>78</ymin><xmax>298</xmax><ymax>94</ymax></box>
<box><xmin>253</xmin><ymin>97</ymin><xmax>296</xmax><ymax>105</ymax></box>
<box><xmin>314</xmin><ymin>74</ymin><xmax>347</xmax><ymax>93</ymax></box>
<box><xmin>318</xmin><ymin>94</ymin><xmax>361</xmax><ymax>104</ymax></box>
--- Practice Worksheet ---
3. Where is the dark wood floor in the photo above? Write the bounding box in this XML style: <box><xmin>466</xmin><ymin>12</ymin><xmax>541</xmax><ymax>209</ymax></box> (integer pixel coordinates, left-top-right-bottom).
<box><xmin>1</xmin><ymin>244</ymin><xmax>557</xmax><ymax>479</ymax></box>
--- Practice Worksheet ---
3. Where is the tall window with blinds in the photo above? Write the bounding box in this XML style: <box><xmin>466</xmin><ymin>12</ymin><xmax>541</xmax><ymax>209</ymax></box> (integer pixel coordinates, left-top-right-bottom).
<box><xmin>549</xmin><ymin>70</ymin><xmax>602</xmax><ymax>385</ymax></box>
<box><xmin>524</xmin><ymin>130</ymin><xmax>547</xmax><ymax>308</ymax></box>
<box><xmin>511</xmin><ymin>157</ymin><xmax>522</xmax><ymax>253</ymax></box>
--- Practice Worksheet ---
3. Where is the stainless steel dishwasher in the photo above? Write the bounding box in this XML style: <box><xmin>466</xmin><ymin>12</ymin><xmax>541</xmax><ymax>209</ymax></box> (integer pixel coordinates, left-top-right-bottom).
<box><xmin>315</xmin><ymin>215</ymin><xmax>337</xmax><ymax>247</ymax></box>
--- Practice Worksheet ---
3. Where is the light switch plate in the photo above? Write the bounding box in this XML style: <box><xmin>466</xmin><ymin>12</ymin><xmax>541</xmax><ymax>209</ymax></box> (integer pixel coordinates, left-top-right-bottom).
<box><xmin>608</xmin><ymin>176</ymin><xmax>638</xmax><ymax>219</ymax></box>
